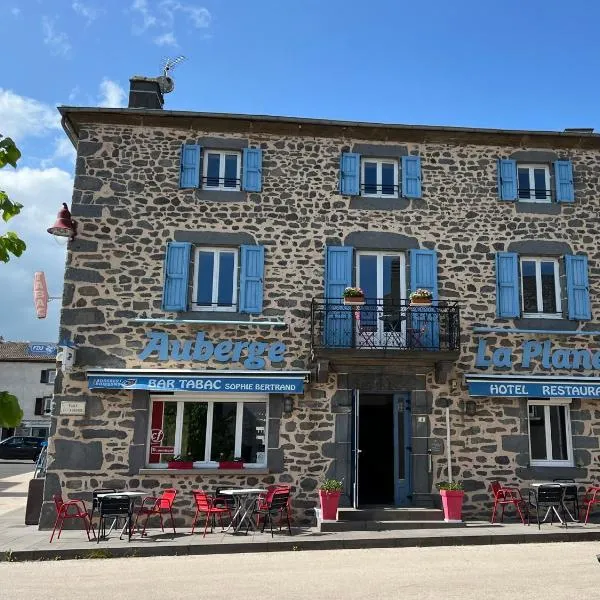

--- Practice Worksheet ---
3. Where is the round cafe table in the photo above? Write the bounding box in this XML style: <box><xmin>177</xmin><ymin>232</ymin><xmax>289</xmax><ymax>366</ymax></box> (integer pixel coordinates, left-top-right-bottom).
<box><xmin>219</xmin><ymin>488</ymin><xmax>264</xmax><ymax>534</ymax></box>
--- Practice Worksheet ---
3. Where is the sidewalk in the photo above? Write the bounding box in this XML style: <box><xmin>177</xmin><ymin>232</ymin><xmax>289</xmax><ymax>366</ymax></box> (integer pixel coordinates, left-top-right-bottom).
<box><xmin>3</xmin><ymin>468</ymin><xmax>600</xmax><ymax>562</ymax></box>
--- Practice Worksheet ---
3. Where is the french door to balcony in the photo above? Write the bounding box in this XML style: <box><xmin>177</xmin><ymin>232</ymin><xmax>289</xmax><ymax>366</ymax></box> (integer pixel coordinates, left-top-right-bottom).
<box><xmin>356</xmin><ymin>252</ymin><xmax>406</xmax><ymax>348</ymax></box>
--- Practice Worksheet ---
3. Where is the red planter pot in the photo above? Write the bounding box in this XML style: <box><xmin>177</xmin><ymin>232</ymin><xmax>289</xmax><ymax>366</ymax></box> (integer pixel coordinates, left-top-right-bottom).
<box><xmin>219</xmin><ymin>461</ymin><xmax>244</xmax><ymax>469</ymax></box>
<box><xmin>167</xmin><ymin>461</ymin><xmax>193</xmax><ymax>470</ymax></box>
<box><xmin>440</xmin><ymin>490</ymin><xmax>464</xmax><ymax>522</ymax></box>
<box><xmin>319</xmin><ymin>490</ymin><xmax>341</xmax><ymax>521</ymax></box>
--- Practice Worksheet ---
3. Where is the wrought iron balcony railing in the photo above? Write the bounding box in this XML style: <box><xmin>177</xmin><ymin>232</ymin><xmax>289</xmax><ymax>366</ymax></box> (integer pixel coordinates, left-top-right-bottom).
<box><xmin>310</xmin><ymin>298</ymin><xmax>461</xmax><ymax>352</ymax></box>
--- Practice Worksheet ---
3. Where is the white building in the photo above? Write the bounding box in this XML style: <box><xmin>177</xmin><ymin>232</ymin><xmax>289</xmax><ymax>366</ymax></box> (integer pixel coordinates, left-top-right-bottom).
<box><xmin>0</xmin><ymin>341</ymin><xmax>57</xmax><ymax>439</ymax></box>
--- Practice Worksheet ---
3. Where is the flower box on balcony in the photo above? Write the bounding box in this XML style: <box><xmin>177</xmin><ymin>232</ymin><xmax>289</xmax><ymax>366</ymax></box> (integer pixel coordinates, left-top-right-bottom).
<box><xmin>409</xmin><ymin>288</ymin><xmax>433</xmax><ymax>306</ymax></box>
<box><xmin>342</xmin><ymin>287</ymin><xmax>365</xmax><ymax>305</ymax></box>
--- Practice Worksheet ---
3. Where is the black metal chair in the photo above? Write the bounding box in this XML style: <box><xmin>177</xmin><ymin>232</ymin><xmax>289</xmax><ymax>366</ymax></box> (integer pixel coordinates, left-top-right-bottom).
<box><xmin>251</xmin><ymin>489</ymin><xmax>292</xmax><ymax>537</ymax></box>
<box><xmin>97</xmin><ymin>495</ymin><xmax>133</xmax><ymax>542</ymax></box>
<box><xmin>90</xmin><ymin>488</ymin><xmax>116</xmax><ymax>523</ymax></box>
<box><xmin>528</xmin><ymin>484</ymin><xmax>567</xmax><ymax>529</ymax></box>
<box><xmin>554</xmin><ymin>479</ymin><xmax>579</xmax><ymax>521</ymax></box>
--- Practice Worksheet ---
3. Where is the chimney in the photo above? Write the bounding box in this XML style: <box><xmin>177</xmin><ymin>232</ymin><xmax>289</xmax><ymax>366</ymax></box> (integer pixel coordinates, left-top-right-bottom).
<box><xmin>128</xmin><ymin>76</ymin><xmax>164</xmax><ymax>110</ymax></box>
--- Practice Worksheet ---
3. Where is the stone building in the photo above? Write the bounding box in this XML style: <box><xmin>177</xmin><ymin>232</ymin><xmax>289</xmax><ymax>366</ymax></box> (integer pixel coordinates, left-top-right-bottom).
<box><xmin>39</xmin><ymin>77</ymin><xmax>600</xmax><ymax>527</ymax></box>
<box><xmin>0</xmin><ymin>341</ymin><xmax>56</xmax><ymax>440</ymax></box>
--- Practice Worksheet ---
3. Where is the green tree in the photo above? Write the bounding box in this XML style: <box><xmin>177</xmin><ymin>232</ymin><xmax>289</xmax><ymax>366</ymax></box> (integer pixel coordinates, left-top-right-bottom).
<box><xmin>0</xmin><ymin>134</ymin><xmax>26</xmax><ymax>263</ymax></box>
<box><xmin>0</xmin><ymin>392</ymin><xmax>23</xmax><ymax>428</ymax></box>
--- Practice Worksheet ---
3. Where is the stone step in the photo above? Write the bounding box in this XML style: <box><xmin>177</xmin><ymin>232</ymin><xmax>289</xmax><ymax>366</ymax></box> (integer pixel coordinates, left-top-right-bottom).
<box><xmin>337</xmin><ymin>508</ymin><xmax>445</xmax><ymax>522</ymax></box>
<box><xmin>319</xmin><ymin>520</ymin><xmax>465</xmax><ymax>532</ymax></box>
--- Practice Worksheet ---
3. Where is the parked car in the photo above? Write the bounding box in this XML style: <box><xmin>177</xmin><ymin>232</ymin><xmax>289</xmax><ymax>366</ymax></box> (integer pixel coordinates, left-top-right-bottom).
<box><xmin>0</xmin><ymin>436</ymin><xmax>45</xmax><ymax>461</ymax></box>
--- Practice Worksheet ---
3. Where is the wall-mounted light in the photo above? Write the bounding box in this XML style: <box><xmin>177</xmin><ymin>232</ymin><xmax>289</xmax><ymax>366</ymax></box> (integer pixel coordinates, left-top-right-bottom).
<box><xmin>47</xmin><ymin>203</ymin><xmax>77</xmax><ymax>241</ymax></box>
<box><xmin>283</xmin><ymin>397</ymin><xmax>294</xmax><ymax>415</ymax></box>
<box><xmin>465</xmin><ymin>400</ymin><xmax>477</xmax><ymax>417</ymax></box>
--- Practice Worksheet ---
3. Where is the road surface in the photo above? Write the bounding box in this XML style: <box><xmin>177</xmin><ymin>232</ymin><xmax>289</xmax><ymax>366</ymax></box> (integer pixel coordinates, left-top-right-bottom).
<box><xmin>1</xmin><ymin>542</ymin><xmax>599</xmax><ymax>600</ymax></box>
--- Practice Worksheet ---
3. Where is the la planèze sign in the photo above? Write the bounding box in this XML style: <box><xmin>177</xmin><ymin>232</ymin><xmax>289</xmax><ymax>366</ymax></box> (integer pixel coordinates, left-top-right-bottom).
<box><xmin>137</xmin><ymin>331</ymin><xmax>286</xmax><ymax>370</ymax></box>
<box><xmin>475</xmin><ymin>338</ymin><xmax>600</xmax><ymax>371</ymax></box>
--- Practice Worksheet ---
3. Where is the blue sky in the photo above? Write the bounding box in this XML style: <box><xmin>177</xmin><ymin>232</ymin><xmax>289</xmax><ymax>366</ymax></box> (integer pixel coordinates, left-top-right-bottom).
<box><xmin>0</xmin><ymin>0</ymin><xmax>598</xmax><ymax>342</ymax></box>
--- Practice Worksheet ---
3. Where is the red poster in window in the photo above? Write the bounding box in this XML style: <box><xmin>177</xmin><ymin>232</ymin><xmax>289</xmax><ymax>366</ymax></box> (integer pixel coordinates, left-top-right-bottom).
<box><xmin>149</xmin><ymin>401</ymin><xmax>164</xmax><ymax>463</ymax></box>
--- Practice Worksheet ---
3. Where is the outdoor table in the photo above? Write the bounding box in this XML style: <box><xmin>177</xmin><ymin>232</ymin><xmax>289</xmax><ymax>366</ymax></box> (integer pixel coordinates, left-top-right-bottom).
<box><xmin>95</xmin><ymin>491</ymin><xmax>147</xmax><ymax>540</ymax></box>
<box><xmin>530</xmin><ymin>482</ymin><xmax>578</xmax><ymax>523</ymax></box>
<box><xmin>219</xmin><ymin>488</ymin><xmax>264</xmax><ymax>534</ymax></box>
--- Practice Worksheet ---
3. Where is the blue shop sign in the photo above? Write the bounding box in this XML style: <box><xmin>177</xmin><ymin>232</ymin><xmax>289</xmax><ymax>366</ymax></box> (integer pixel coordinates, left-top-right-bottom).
<box><xmin>87</xmin><ymin>374</ymin><xmax>305</xmax><ymax>394</ymax></box>
<box><xmin>468</xmin><ymin>380</ymin><xmax>600</xmax><ymax>398</ymax></box>
<box><xmin>137</xmin><ymin>331</ymin><xmax>285</xmax><ymax>370</ymax></box>
<box><xmin>27</xmin><ymin>343</ymin><xmax>57</xmax><ymax>357</ymax></box>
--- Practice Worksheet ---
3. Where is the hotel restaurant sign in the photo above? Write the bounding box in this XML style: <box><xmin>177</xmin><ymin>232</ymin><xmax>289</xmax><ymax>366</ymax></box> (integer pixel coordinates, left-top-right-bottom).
<box><xmin>470</xmin><ymin>338</ymin><xmax>600</xmax><ymax>398</ymax></box>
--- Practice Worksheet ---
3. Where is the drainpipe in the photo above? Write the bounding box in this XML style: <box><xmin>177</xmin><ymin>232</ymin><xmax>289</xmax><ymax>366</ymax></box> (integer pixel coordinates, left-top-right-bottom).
<box><xmin>445</xmin><ymin>401</ymin><xmax>452</xmax><ymax>483</ymax></box>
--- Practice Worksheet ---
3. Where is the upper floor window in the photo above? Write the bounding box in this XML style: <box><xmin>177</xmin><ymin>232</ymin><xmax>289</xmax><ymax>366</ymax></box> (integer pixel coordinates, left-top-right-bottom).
<box><xmin>180</xmin><ymin>145</ymin><xmax>262</xmax><ymax>192</ymax></box>
<box><xmin>528</xmin><ymin>399</ymin><xmax>573</xmax><ymax>467</ymax></box>
<box><xmin>162</xmin><ymin>242</ymin><xmax>264</xmax><ymax>314</ymax></box>
<box><xmin>361</xmin><ymin>158</ymin><xmax>399</xmax><ymax>198</ymax></box>
<box><xmin>340</xmin><ymin>153</ymin><xmax>421</xmax><ymax>199</ymax></box>
<box><xmin>40</xmin><ymin>369</ymin><xmax>55</xmax><ymax>384</ymax></box>
<box><xmin>193</xmin><ymin>247</ymin><xmax>238</xmax><ymax>312</ymax></box>
<box><xmin>520</xmin><ymin>257</ymin><xmax>561</xmax><ymax>317</ymax></box>
<box><xmin>498</xmin><ymin>159</ymin><xmax>574</xmax><ymax>203</ymax></box>
<box><xmin>203</xmin><ymin>151</ymin><xmax>241</xmax><ymax>191</ymax></box>
<box><xmin>517</xmin><ymin>165</ymin><xmax>551</xmax><ymax>202</ymax></box>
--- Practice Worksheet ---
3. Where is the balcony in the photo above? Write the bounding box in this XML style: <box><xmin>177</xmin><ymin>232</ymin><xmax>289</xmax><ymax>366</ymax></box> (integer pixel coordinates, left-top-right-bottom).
<box><xmin>310</xmin><ymin>298</ymin><xmax>461</xmax><ymax>375</ymax></box>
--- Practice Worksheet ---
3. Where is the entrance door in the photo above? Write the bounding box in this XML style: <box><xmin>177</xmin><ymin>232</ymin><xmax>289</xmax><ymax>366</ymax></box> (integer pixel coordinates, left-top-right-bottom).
<box><xmin>394</xmin><ymin>394</ymin><xmax>412</xmax><ymax>506</ymax></box>
<box><xmin>357</xmin><ymin>394</ymin><xmax>394</xmax><ymax>505</ymax></box>
<box><xmin>356</xmin><ymin>252</ymin><xmax>406</xmax><ymax>348</ymax></box>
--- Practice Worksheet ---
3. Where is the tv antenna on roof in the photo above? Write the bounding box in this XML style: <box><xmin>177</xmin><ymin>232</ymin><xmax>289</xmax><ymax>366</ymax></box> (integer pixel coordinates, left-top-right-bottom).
<box><xmin>157</xmin><ymin>55</ymin><xmax>187</xmax><ymax>94</ymax></box>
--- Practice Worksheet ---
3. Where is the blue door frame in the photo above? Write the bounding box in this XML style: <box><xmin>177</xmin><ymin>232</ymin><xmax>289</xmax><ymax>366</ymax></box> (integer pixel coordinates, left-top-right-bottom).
<box><xmin>393</xmin><ymin>393</ymin><xmax>412</xmax><ymax>506</ymax></box>
<box><xmin>352</xmin><ymin>391</ymin><xmax>412</xmax><ymax>507</ymax></box>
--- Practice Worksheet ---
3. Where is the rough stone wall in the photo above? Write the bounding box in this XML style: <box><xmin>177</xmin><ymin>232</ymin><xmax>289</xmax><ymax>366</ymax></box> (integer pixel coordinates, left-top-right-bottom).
<box><xmin>41</xmin><ymin>120</ymin><xmax>600</xmax><ymax>526</ymax></box>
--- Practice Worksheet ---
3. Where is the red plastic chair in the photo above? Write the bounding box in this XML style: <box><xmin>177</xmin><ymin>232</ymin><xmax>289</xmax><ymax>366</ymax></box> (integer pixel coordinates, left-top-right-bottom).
<box><xmin>191</xmin><ymin>491</ymin><xmax>232</xmax><ymax>537</ymax></box>
<box><xmin>490</xmin><ymin>481</ymin><xmax>527</xmax><ymax>524</ymax></box>
<box><xmin>133</xmin><ymin>488</ymin><xmax>177</xmax><ymax>536</ymax></box>
<box><xmin>256</xmin><ymin>485</ymin><xmax>292</xmax><ymax>528</ymax></box>
<box><xmin>580</xmin><ymin>486</ymin><xmax>600</xmax><ymax>524</ymax></box>
<box><xmin>49</xmin><ymin>494</ymin><xmax>95</xmax><ymax>543</ymax></box>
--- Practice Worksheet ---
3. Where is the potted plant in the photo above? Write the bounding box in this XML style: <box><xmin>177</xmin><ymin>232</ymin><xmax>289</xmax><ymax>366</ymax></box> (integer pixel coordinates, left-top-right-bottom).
<box><xmin>218</xmin><ymin>452</ymin><xmax>244</xmax><ymax>469</ymax></box>
<box><xmin>409</xmin><ymin>288</ymin><xmax>433</xmax><ymax>306</ymax></box>
<box><xmin>342</xmin><ymin>287</ymin><xmax>365</xmax><ymax>305</ymax></box>
<box><xmin>318</xmin><ymin>478</ymin><xmax>343</xmax><ymax>521</ymax></box>
<box><xmin>167</xmin><ymin>453</ymin><xmax>194</xmax><ymax>470</ymax></box>
<box><xmin>436</xmin><ymin>481</ymin><xmax>464</xmax><ymax>522</ymax></box>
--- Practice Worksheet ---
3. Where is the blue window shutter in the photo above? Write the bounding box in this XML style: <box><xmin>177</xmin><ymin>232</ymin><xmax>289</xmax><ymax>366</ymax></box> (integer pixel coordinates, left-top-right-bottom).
<box><xmin>497</xmin><ymin>159</ymin><xmax>517</xmax><ymax>201</ymax></box>
<box><xmin>566</xmin><ymin>254</ymin><xmax>590</xmax><ymax>320</ymax></box>
<box><xmin>180</xmin><ymin>144</ymin><xmax>201</xmax><ymax>189</ymax></box>
<box><xmin>554</xmin><ymin>160</ymin><xmax>574</xmax><ymax>203</ymax></box>
<box><xmin>162</xmin><ymin>242</ymin><xmax>191</xmax><ymax>311</ymax></box>
<box><xmin>240</xmin><ymin>245</ymin><xmax>264</xmax><ymax>314</ymax></box>
<box><xmin>495</xmin><ymin>252</ymin><xmax>520</xmax><ymax>318</ymax></box>
<box><xmin>409</xmin><ymin>249</ymin><xmax>439</xmax><ymax>348</ymax></box>
<box><xmin>242</xmin><ymin>148</ymin><xmax>263</xmax><ymax>192</ymax></box>
<box><xmin>324</xmin><ymin>246</ymin><xmax>353</xmax><ymax>347</ymax></box>
<box><xmin>340</xmin><ymin>153</ymin><xmax>360</xmax><ymax>195</ymax></box>
<box><xmin>402</xmin><ymin>156</ymin><xmax>422</xmax><ymax>198</ymax></box>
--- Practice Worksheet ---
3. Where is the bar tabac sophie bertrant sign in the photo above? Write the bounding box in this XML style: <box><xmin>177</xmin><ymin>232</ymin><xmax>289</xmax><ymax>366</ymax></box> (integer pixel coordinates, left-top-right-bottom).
<box><xmin>468</xmin><ymin>338</ymin><xmax>600</xmax><ymax>398</ymax></box>
<box><xmin>87</xmin><ymin>331</ymin><xmax>306</xmax><ymax>394</ymax></box>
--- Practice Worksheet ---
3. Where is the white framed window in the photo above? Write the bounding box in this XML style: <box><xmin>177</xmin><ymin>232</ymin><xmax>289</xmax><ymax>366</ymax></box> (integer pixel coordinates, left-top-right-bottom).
<box><xmin>528</xmin><ymin>399</ymin><xmax>573</xmax><ymax>467</ymax></box>
<box><xmin>520</xmin><ymin>257</ymin><xmax>561</xmax><ymax>318</ymax></box>
<box><xmin>147</xmin><ymin>394</ymin><xmax>268</xmax><ymax>467</ymax></box>
<box><xmin>192</xmin><ymin>247</ymin><xmax>238</xmax><ymax>312</ymax></box>
<box><xmin>517</xmin><ymin>164</ymin><xmax>551</xmax><ymax>202</ymax></box>
<box><xmin>43</xmin><ymin>397</ymin><xmax>53</xmax><ymax>415</ymax></box>
<box><xmin>203</xmin><ymin>150</ymin><xmax>241</xmax><ymax>191</ymax></box>
<box><xmin>361</xmin><ymin>158</ymin><xmax>398</xmax><ymax>198</ymax></box>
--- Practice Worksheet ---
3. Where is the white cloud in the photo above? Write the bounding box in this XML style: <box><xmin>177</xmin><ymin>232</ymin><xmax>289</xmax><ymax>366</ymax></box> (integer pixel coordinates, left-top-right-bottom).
<box><xmin>98</xmin><ymin>78</ymin><xmax>126</xmax><ymax>108</ymax></box>
<box><xmin>72</xmin><ymin>1</ymin><xmax>102</xmax><ymax>25</ymax></box>
<box><xmin>154</xmin><ymin>31</ymin><xmax>178</xmax><ymax>47</ymax></box>
<box><xmin>68</xmin><ymin>85</ymin><xmax>80</xmax><ymax>103</ymax></box>
<box><xmin>131</xmin><ymin>0</ymin><xmax>157</xmax><ymax>32</ymax></box>
<box><xmin>0</xmin><ymin>89</ymin><xmax>60</xmax><ymax>141</ymax></box>
<box><xmin>130</xmin><ymin>0</ymin><xmax>211</xmax><ymax>35</ymax></box>
<box><xmin>11</xmin><ymin>7</ymin><xmax>21</xmax><ymax>17</ymax></box>
<box><xmin>41</xmin><ymin>137</ymin><xmax>76</xmax><ymax>169</ymax></box>
<box><xmin>0</xmin><ymin>167</ymin><xmax>72</xmax><ymax>342</ymax></box>
<box><xmin>42</xmin><ymin>17</ymin><xmax>71</xmax><ymax>57</ymax></box>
